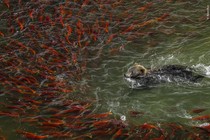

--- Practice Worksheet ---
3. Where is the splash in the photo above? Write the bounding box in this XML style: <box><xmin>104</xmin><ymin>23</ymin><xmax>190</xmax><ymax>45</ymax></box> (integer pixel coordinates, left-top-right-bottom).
<box><xmin>192</xmin><ymin>64</ymin><xmax>210</xmax><ymax>78</ymax></box>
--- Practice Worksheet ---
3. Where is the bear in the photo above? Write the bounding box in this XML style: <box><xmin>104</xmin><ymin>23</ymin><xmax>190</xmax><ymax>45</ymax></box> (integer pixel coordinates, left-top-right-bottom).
<box><xmin>124</xmin><ymin>63</ymin><xmax>204</xmax><ymax>88</ymax></box>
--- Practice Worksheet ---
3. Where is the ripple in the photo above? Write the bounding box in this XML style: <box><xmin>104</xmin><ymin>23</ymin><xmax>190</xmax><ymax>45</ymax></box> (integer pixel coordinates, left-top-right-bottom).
<box><xmin>84</xmin><ymin>0</ymin><xmax>210</xmax><ymax>126</ymax></box>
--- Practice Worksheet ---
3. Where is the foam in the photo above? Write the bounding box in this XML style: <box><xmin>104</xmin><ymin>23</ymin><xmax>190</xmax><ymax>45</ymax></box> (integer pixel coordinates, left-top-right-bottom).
<box><xmin>192</xmin><ymin>64</ymin><xmax>210</xmax><ymax>78</ymax></box>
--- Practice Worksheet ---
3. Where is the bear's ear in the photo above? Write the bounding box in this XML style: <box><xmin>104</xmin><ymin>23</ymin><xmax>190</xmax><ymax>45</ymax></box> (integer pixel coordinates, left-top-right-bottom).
<box><xmin>134</xmin><ymin>63</ymin><xmax>138</xmax><ymax>65</ymax></box>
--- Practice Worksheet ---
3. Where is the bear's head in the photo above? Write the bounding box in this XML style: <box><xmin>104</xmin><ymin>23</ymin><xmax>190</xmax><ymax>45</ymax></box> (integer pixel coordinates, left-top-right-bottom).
<box><xmin>124</xmin><ymin>63</ymin><xmax>148</xmax><ymax>79</ymax></box>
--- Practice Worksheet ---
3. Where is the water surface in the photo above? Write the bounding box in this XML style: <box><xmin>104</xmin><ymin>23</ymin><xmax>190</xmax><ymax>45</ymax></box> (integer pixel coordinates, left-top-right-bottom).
<box><xmin>0</xmin><ymin>0</ymin><xmax>210</xmax><ymax>139</ymax></box>
<box><xmin>85</xmin><ymin>1</ymin><xmax>210</xmax><ymax>127</ymax></box>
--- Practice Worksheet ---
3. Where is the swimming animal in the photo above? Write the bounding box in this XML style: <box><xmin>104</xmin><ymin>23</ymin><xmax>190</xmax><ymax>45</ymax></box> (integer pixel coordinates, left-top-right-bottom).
<box><xmin>124</xmin><ymin>63</ymin><xmax>204</xmax><ymax>88</ymax></box>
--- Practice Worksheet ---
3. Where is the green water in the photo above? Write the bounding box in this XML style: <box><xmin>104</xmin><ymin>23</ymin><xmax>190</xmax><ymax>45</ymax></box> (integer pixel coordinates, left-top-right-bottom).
<box><xmin>1</xmin><ymin>0</ymin><xmax>210</xmax><ymax>139</ymax></box>
<box><xmin>86</xmin><ymin>3</ymin><xmax>210</xmax><ymax>127</ymax></box>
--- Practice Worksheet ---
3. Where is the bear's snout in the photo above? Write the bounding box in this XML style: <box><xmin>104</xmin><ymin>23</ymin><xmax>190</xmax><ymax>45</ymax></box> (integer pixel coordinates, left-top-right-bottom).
<box><xmin>124</xmin><ymin>73</ymin><xmax>130</xmax><ymax>78</ymax></box>
<box><xmin>124</xmin><ymin>74</ymin><xmax>130</xmax><ymax>78</ymax></box>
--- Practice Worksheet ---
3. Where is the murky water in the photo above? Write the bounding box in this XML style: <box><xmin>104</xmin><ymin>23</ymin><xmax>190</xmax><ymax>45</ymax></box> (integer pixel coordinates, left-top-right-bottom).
<box><xmin>1</xmin><ymin>0</ymin><xmax>210</xmax><ymax>139</ymax></box>
<box><xmin>85</xmin><ymin>1</ymin><xmax>210</xmax><ymax>127</ymax></box>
